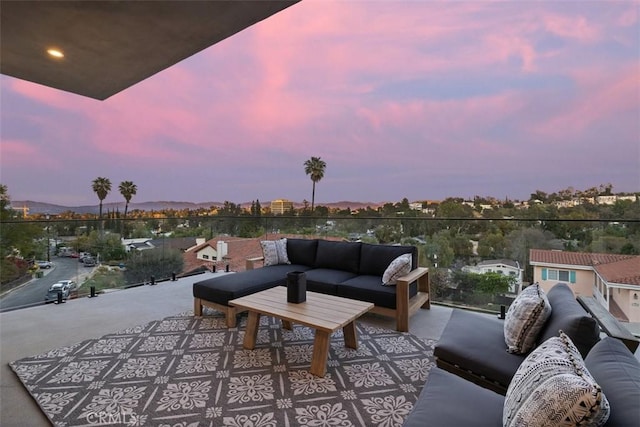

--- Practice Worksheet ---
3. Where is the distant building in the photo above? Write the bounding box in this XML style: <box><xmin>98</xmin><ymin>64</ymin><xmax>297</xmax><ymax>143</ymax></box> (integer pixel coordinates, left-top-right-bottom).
<box><xmin>191</xmin><ymin>240</ymin><xmax>228</xmax><ymax>263</ymax></box>
<box><xmin>270</xmin><ymin>199</ymin><xmax>293</xmax><ymax>215</ymax></box>
<box><xmin>530</xmin><ymin>249</ymin><xmax>640</xmax><ymax>322</ymax></box>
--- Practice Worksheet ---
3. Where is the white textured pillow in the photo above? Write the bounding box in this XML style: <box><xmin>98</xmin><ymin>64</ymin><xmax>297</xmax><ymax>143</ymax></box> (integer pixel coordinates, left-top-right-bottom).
<box><xmin>503</xmin><ymin>283</ymin><xmax>552</xmax><ymax>354</ymax></box>
<box><xmin>260</xmin><ymin>238</ymin><xmax>290</xmax><ymax>266</ymax></box>
<box><xmin>503</xmin><ymin>331</ymin><xmax>610</xmax><ymax>427</ymax></box>
<box><xmin>382</xmin><ymin>253</ymin><xmax>412</xmax><ymax>286</ymax></box>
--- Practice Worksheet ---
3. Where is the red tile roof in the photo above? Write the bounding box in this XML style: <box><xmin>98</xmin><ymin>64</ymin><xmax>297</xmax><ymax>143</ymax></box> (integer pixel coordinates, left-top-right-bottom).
<box><xmin>530</xmin><ymin>249</ymin><xmax>640</xmax><ymax>286</ymax></box>
<box><xmin>183</xmin><ymin>234</ymin><xmax>343</xmax><ymax>274</ymax></box>
<box><xmin>595</xmin><ymin>256</ymin><xmax>640</xmax><ymax>285</ymax></box>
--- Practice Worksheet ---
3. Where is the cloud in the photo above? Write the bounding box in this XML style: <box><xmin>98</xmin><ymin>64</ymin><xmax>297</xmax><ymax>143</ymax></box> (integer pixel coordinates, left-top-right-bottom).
<box><xmin>1</xmin><ymin>1</ymin><xmax>638</xmax><ymax>204</ymax></box>
<box><xmin>543</xmin><ymin>14</ymin><xmax>600</xmax><ymax>42</ymax></box>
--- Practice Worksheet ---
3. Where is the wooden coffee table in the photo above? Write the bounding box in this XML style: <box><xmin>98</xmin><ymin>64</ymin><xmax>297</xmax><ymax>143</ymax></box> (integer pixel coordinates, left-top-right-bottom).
<box><xmin>229</xmin><ymin>286</ymin><xmax>374</xmax><ymax>377</ymax></box>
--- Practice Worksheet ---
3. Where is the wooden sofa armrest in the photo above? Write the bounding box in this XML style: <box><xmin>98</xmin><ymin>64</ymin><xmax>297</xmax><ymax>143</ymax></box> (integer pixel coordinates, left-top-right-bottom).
<box><xmin>393</xmin><ymin>267</ymin><xmax>430</xmax><ymax>332</ymax></box>
<box><xmin>577</xmin><ymin>296</ymin><xmax>639</xmax><ymax>353</ymax></box>
<box><xmin>396</xmin><ymin>267</ymin><xmax>429</xmax><ymax>289</ymax></box>
<box><xmin>245</xmin><ymin>256</ymin><xmax>264</xmax><ymax>270</ymax></box>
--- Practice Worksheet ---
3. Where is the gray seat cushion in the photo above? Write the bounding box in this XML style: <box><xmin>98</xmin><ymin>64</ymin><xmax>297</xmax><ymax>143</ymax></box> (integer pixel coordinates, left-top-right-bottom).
<box><xmin>338</xmin><ymin>274</ymin><xmax>417</xmax><ymax>309</ymax></box>
<box><xmin>585</xmin><ymin>337</ymin><xmax>640</xmax><ymax>426</ymax></box>
<box><xmin>304</xmin><ymin>268</ymin><xmax>357</xmax><ymax>295</ymax></box>
<box><xmin>539</xmin><ymin>283</ymin><xmax>600</xmax><ymax>357</ymax></box>
<box><xmin>193</xmin><ymin>264</ymin><xmax>311</xmax><ymax>305</ymax></box>
<box><xmin>403</xmin><ymin>367</ymin><xmax>503</xmax><ymax>427</ymax></box>
<box><xmin>434</xmin><ymin>309</ymin><xmax>526</xmax><ymax>389</ymax></box>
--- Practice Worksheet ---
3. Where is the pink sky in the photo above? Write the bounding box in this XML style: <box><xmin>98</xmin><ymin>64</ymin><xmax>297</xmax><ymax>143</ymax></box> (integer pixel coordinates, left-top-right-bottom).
<box><xmin>1</xmin><ymin>1</ymin><xmax>639</xmax><ymax>206</ymax></box>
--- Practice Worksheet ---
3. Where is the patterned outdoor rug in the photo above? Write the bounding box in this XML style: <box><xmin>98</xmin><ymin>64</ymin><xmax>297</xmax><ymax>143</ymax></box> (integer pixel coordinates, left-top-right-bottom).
<box><xmin>10</xmin><ymin>310</ymin><xmax>436</xmax><ymax>427</ymax></box>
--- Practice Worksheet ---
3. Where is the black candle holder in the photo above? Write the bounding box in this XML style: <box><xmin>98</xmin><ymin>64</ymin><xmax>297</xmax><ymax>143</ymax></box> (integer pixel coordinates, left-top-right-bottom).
<box><xmin>287</xmin><ymin>271</ymin><xmax>307</xmax><ymax>303</ymax></box>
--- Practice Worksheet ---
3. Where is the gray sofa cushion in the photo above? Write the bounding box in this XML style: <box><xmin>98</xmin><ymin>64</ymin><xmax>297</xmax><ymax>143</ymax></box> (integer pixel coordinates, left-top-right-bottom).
<box><xmin>286</xmin><ymin>238</ymin><xmax>318</xmax><ymax>267</ymax></box>
<box><xmin>539</xmin><ymin>283</ymin><xmax>600</xmax><ymax>357</ymax></box>
<box><xmin>359</xmin><ymin>243</ymin><xmax>417</xmax><ymax>276</ymax></box>
<box><xmin>314</xmin><ymin>240</ymin><xmax>361</xmax><ymax>273</ymax></box>
<box><xmin>434</xmin><ymin>309</ymin><xmax>526</xmax><ymax>389</ymax></box>
<box><xmin>403</xmin><ymin>367</ymin><xmax>504</xmax><ymax>427</ymax></box>
<box><xmin>193</xmin><ymin>264</ymin><xmax>310</xmax><ymax>305</ymax></box>
<box><xmin>304</xmin><ymin>268</ymin><xmax>357</xmax><ymax>295</ymax></box>
<box><xmin>585</xmin><ymin>337</ymin><xmax>640</xmax><ymax>427</ymax></box>
<box><xmin>338</xmin><ymin>275</ymin><xmax>418</xmax><ymax>309</ymax></box>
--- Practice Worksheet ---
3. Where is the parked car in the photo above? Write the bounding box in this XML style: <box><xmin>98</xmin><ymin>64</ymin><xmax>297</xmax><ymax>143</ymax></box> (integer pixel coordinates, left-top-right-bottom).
<box><xmin>59</xmin><ymin>279</ymin><xmax>77</xmax><ymax>291</ymax></box>
<box><xmin>82</xmin><ymin>257</ymin><xmax>96</xmax><ymax>267</ymax></box>
<box><xmin>44</xmin><ymin>282</ymin><xmax>71</xmax><ymax>303</ymax></box>
<box><xmin>36</xmin><ymin>260</ymin><xmax>52</xmax><ymax>269</ymax></box>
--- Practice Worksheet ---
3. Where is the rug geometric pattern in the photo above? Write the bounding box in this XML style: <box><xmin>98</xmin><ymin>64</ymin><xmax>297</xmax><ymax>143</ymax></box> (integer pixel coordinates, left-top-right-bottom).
<box><xmin>10</xmin><ymin>310</ymin><xmax>436</xmax><ymax>427</ymax></box>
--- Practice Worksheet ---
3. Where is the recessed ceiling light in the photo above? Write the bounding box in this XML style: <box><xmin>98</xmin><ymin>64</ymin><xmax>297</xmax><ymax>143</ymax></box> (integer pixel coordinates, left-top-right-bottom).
<box><xmin>47</xmin><ymin>48</ymin><xmax>64</xmax><ymax>58</ymax></box>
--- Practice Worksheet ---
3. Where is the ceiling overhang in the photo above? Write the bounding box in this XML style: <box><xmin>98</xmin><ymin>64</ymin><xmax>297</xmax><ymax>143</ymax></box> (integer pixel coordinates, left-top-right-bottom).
<box><xmin>0</xmin><ymin>1</ymin><xmax>301</xmax><ymax>100</ymax></box>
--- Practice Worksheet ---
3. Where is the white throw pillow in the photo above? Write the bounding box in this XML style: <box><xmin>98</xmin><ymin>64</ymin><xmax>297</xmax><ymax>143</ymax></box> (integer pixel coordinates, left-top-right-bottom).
<box><xmin>260</xmin><ymin>238</ymin><xmax>290</xmax><ymax>266</ymax></box>
<box><xmin>382</xmin><ymin>253</ymin><xmax>412</xmax><ymax>286</ymax></box>
<box><xmin>503</xmin><ymin>283</ymin><xmax>552</xmax><ymax>354</ymax></box>
<box><xmin>503</xmin><ymin>331</ymin><xmax>610</xmax><ymax>427</ymax></box>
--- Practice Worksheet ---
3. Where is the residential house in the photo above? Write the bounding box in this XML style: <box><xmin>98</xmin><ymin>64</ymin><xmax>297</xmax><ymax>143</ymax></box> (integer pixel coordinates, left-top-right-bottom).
<box><xmin>122</xmin><ymin>238</ymin><xmax>156</xmax><ymax>252</ymax></box>
<box><xmin>462</xmin><ymin>259</ymin><xmax>523</xmax><ymax>294</ymax></box>
<box><xmin>182</xmin><ymin>234</ymin><xmax>344</xmax><ymax>273</ymax></box>
<box><xmin>530</xmin><ymin>249</ymin><xmax>640</xmax><ymax>322</ymax></box>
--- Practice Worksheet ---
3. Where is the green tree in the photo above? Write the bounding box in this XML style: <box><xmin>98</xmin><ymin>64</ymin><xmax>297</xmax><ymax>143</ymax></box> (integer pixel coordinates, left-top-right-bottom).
<box><xmin>505</xmin><ymin>227</ymin><xmax>560</xmax><ymax>281</ymax></box>
<box><xmin>0</xmin><ymin>185</ymin><xmax>43</xmax><ymax>283</ymax></box>
<box><xmin>118</xmin><ymin>181</ymin><xmax>137</xmax><ymax>218</ymax></box>
<box><xmin>476</xmin><ymin>272</ymin><xmax>514</xmax><ymax>296</ymax></box>
<box><xmin>451</xmin><ymin>271</ymin><xmax>512</xmax><ymax>304</ymax></box>
<box><xmin>304</xmin><ymin>156</ymin><xmax>326</xmax><ymax>213</ymax></box>
<box><xmin>92</xmin><ymin>177</ymin><xmax>112</xmax><ymax>218</ymax></box>
<box><xmin>428</xmin><ymin>268</ymin><xmax>451</xmax><ymax>299</ymax></box>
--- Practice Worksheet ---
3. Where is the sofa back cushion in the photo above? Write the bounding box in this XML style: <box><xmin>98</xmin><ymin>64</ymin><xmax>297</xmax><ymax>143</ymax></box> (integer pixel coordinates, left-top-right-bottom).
<box><xmin>314</xmin><ymin>240</ymin><xmax>361</xmax><ymax>274</ymax></box>
<box><xmin>539</xmin><ymin>283</ymin><xmax>600</xmax><ymax>358</ymax></box>
<box><xmin>286</xmin><ymin>239</ymin><xmax>318</xmax><ymax>267</ymax></box>
<box><xmin>584</xmin><ymin>337</ymin><xmax>640</xmax><ymax>427</ymax></box>
<box><xmin>359</xmin><ymin>243</ymin><xmax>417</xmax><ymax>277</ymax></box>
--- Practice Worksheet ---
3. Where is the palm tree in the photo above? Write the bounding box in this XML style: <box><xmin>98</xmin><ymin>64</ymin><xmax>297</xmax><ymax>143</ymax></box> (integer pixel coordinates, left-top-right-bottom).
<box><xmin>118</xmin><ymin>181</ymin><xmax>137</xmax><ymax>219</ymax></box>
<box><xmin>92</xmin><ymin>177</ymin><xmax>112</xmax><ymax>218</ymax></box>
<box><xmin>304</xmin><ymin>156</ymin><xmax>326</xmax><ymax>212</ymax></box>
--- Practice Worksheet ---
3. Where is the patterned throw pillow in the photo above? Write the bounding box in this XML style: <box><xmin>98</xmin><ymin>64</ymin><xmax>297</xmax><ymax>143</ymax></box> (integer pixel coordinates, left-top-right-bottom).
<box><xmin>503</xmin><ymin>283</ymin><xmax>552</xmax><ymax>354</ymax></box>
<box><xmin>503</xmin><ymin>331</ymin><xmax>610</xmax><ymax>427</ymax></box>
<box><xmin>260</xmin><ymin>238</ymin><xmax>290</xmax><ymax>266</ymax></box>
<box><xmin>382</xmin><ymin>253</ymin><xmax>412</xmax><ymax>286</ymax></box>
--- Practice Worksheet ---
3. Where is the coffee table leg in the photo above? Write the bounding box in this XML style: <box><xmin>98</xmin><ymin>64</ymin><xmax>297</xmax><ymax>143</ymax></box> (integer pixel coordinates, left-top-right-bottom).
<box><xmin>310</xmin><ymin>330</ymin><xmax>330</xmax><ymax>377</ymax></box>
<box><xmin>343</xmin><ymin>321</ymin><xmax>358</xmax><ymax>349</ymax></box>
<box><xmin>282</xmin><ymin>320</ymin><xmax>293</xmax><ymax>330</ymax></box>
<box><xmin>243</xmin><ymin>311</ymin><xmax>260</xmax><ymax>350</ymax></box>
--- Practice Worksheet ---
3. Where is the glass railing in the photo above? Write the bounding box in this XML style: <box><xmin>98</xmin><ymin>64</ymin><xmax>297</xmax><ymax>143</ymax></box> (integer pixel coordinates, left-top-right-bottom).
<box><xmin>1</xmin><ymin>214</ymin><xmax>639</xmax><ymax>315</ymax></box>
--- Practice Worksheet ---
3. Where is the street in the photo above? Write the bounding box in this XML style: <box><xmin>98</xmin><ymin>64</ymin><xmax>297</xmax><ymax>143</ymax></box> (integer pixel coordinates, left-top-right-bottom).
<box><xmin>0</xmin><ymin>257</ymin><xmax>93</xmax><ymax>312</ymax></box>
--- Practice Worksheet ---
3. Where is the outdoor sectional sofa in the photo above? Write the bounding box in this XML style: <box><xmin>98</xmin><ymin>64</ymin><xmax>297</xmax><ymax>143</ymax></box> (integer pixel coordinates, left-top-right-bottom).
<box><xmin>433</xmin><ymin>282</ymin><xmax>601</xmax><ymax>394</ymax></box>
<box><xmin>404</xmin><ymin>336</ymin><xmax>640</xmax><ymax>426</ymax></box>
<box><xmin>193</xmin><ymin>238</ymin><xmax>430</xmax><ymax>331</ymax></box>
<box><xmin>403</xmin><ymin>282</ymin><xmax>640</xmax><ymax>426</ymax></box>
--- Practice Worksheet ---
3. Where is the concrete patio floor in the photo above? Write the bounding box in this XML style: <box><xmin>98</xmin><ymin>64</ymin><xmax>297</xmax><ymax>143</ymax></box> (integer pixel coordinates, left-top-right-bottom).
<box><xmin>0</xmin><ymin>273</ymin><xmax>454</xmax><ymax>426</ymax></box>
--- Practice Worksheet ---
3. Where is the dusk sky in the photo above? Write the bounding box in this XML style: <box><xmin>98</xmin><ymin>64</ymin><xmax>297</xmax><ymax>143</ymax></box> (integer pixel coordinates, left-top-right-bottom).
<box><xmin>1</xmin><ymin>1</ymin><xmax>639</xmax><ymax>207</ymax></box>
